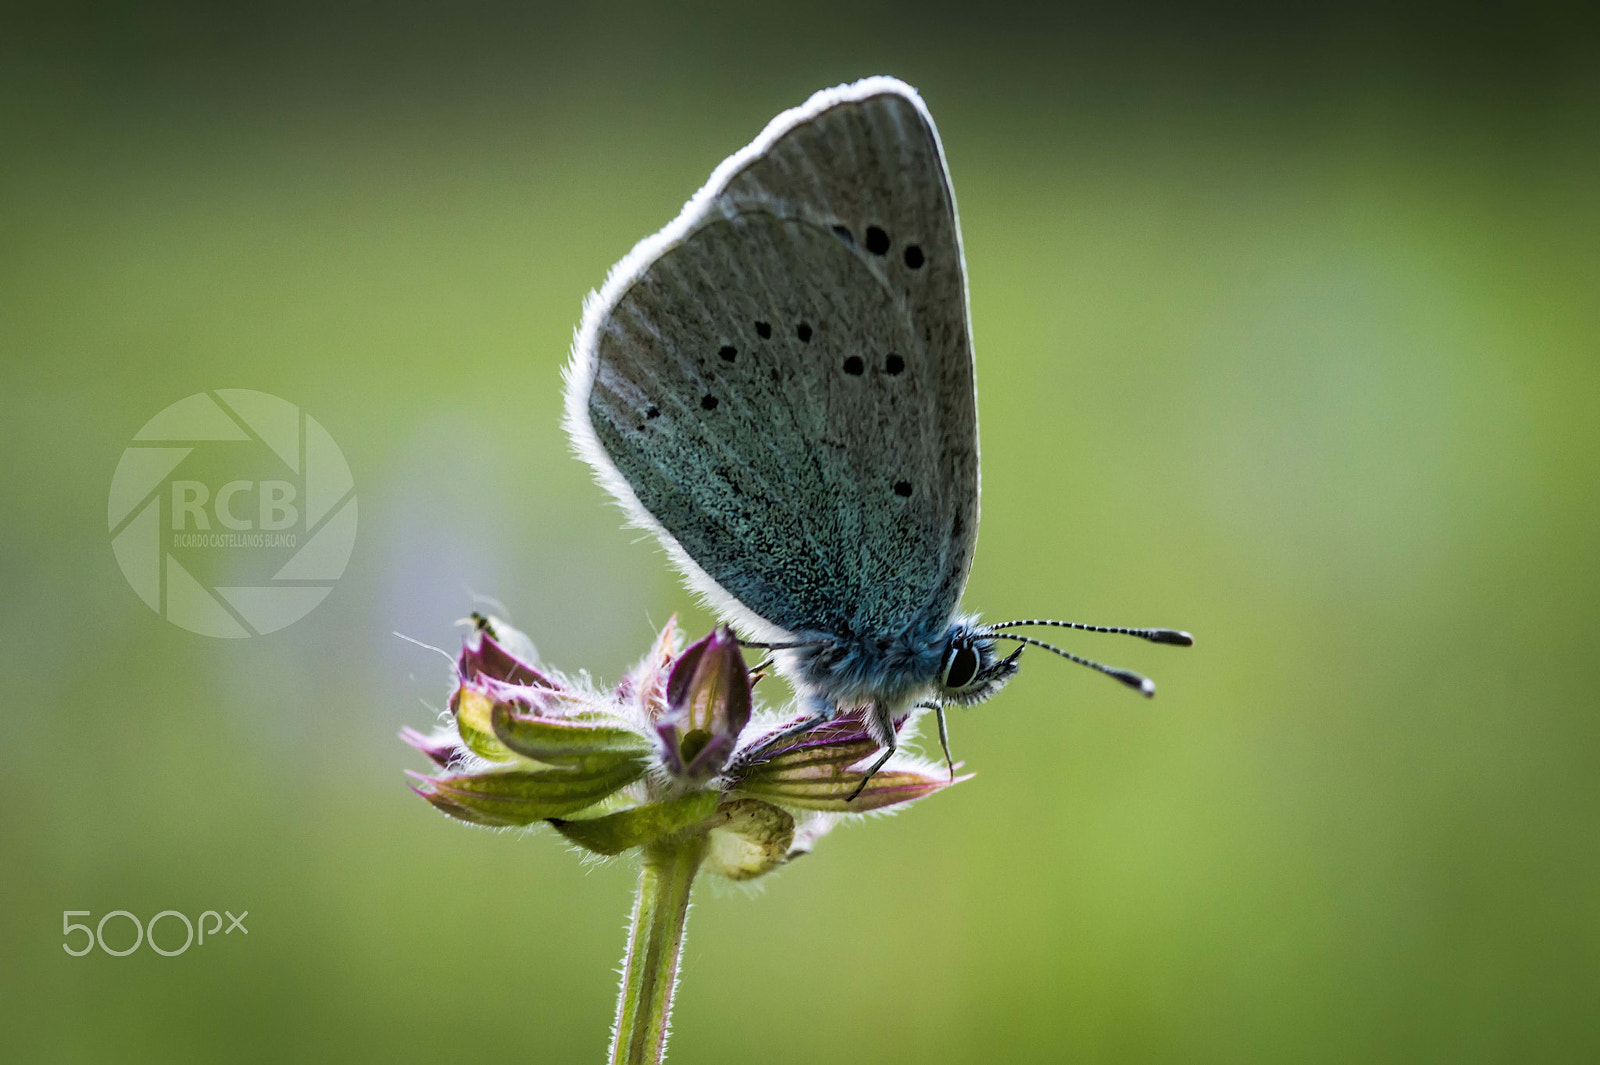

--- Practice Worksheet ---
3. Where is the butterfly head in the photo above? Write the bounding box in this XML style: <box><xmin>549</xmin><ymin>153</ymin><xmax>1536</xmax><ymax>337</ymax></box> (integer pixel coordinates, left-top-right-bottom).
<box><xmin>936</xmin><ymin>621</ymin><xmax>1022</xmax><ymax>706</ymax></box>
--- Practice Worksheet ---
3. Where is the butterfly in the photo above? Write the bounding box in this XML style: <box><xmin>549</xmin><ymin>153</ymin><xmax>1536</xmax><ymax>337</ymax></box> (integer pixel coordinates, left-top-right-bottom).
<box><xmin>564</xmin><ymin>76</ymin><xmax>1190</xmax><ymax>797</ymax></box>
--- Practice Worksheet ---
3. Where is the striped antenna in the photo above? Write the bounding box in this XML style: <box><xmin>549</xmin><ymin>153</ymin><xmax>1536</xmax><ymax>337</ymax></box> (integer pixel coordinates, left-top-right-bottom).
<box><xmin>985</xmin><ymin>632</ymin><xmax>1157</xmax><ymax>697</ymax></box>
<box><xmin>983</xmin><ymin>619</ymin><xmax>1193</xmax><ymax>646</ymax></box>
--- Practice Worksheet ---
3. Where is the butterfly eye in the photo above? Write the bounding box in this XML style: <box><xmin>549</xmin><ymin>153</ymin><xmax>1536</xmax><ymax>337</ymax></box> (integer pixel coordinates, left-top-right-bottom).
<box><xmin>943</xmin><ymin>642</ymin><xmax>980</xmax><ymax>689</ymax></box>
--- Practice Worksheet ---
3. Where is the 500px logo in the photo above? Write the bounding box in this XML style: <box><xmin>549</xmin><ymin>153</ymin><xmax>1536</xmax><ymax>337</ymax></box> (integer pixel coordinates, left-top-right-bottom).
<box><xmin>62</xmin><ymin>909</ymin><xmax>248</xmax><ymax>957</ymax></box>
<box><xmin>108</xmin><ymin>390</ymin><xmax>357</xmax><ymax>637</ymax></box>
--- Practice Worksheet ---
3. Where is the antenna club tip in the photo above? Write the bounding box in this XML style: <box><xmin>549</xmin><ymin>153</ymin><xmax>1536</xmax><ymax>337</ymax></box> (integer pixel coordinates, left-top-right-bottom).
<box><xmin>1111</xmin><ymin>669</ymin><xmax>1155</xmax><ymax>696</ymax></box>
<box><xmin>1151</xmin><ymin>629</ymin><xmax>1195</xmax><ymax>647</ymax></box>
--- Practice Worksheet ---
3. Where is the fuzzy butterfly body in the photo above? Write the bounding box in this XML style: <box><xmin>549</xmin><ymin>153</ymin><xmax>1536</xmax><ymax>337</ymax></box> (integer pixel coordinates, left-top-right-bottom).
<box><xmin>565</xmin><ymin>77</ymin><xmax>1189</xmax><ymax>781</ymax></box>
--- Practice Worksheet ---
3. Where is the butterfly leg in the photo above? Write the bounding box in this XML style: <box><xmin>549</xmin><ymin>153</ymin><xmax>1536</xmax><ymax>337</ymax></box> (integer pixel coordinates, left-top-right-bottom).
<box><xmin>731</xmin><ymin>697</ymin><xmax>835</xmax><ymax>769</ymax></box>
<box><xmin>897</xmin><ymin>701</ymin><xmax>953</xmax><ymax>781</ymax></box>
<box><xmin>928</xmin><ymin>701</ymin><xmax>954</xmax><ymax>781</ymax></box>
<box><xmin>846</xmin><ymin>735</ymin><xmax>896</xmax><ymax>803</ymax></box>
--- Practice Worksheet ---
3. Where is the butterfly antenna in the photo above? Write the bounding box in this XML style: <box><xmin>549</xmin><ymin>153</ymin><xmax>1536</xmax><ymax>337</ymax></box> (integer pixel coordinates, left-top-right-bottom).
<box><xmin>737</xmin><ymin>638</ymin><xmax>819</xmax><ymax>651</ymax></box>
<box><xmin>983</xmin><ymin>619</ymin><xmax>1193</xmax><ymax>646</ymax></box>
<box><xmin>986</xmin><ymin>633</ymin><xmax>1157</xmax><ymax>697</ymax></box>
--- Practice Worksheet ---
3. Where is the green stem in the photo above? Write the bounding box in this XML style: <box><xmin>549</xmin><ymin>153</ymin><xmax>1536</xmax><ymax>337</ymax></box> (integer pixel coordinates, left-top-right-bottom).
<box><xmin>610</xmin><ymin>833</ymin><xmax>708</xmax><ymax>1065</ymax></box>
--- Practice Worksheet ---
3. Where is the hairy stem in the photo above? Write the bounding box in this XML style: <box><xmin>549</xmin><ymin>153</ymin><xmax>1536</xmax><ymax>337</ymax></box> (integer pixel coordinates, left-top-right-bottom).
<box><xmin>610</xmin><ymin>833</ymin><xmax>708</xmax><ymax>1065</ymax></box>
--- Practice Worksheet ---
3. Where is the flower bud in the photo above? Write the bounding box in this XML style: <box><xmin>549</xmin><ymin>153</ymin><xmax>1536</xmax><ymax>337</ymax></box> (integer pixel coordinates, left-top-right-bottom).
<box><xmin>458</xmin><ymin>614</ymin><xmax>554</xmax><ymax>690</ymax></box>
<box><xmin>492</xmin><ymin>700</ymin><xmax>653</xmax><ymax>767</ymax></box>
<box><xmin>613</xmin><ymin>615</ymin><xmax>679</xmax><ymax>718</ymax></box>
<box><xmin>409</xmin><ymin>756</ymin><xmax>648</xmax><ymax>826</ymax></box>
<box><xmin>736</xmin><ymin>718</ymin><xmax>971</xmax><ymax>812</ymax></box>
<box><xmin>655</xmin><ymin>627</ymin><xmax>752</xmax><ymax>781</ymax></box>
<box><xmin>399</xmin><ymin>725</ymin><xmax>467</xmax><ymax>769</ymax></box>
<box><xmin>451</xmin><ymin>685</ymin><xmax>517</xmax><ymax>762</ymax></box>
<box><xmin>703</xmin><ymin>798</ymin><xmax>794</xmax><ymax>880</ymax></box>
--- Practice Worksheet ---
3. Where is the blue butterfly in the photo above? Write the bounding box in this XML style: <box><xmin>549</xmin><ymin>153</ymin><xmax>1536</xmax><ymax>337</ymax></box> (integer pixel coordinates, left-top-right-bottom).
<box><xmin>566</xmin><ymin>77</ymin><xmax>1190</xmax><ymax>797</ymax></box>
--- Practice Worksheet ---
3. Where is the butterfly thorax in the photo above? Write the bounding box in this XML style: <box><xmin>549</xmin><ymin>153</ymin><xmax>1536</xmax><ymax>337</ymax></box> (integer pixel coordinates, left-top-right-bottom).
<box><xmin>778</xmin><ymin>614</ymin><xmax>1018</xmax><ymax>729</ymax></box>
<box><xmin>781</xmin><ymin>627</ymin><xmax>946</xmax><ymax>716</ymax></box>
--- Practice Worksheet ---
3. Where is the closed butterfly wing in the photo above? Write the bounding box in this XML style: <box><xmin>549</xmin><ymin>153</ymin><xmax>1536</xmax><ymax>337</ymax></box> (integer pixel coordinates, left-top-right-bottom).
<box><xmin>566</xmin><ymin>77</ymin><xmax>979</xmax><ymax>648</ymax></box>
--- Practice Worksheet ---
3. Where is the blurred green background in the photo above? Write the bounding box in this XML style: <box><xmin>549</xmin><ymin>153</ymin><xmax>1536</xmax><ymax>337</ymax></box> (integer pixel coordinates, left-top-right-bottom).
<box><xmin>3</xmin><ymin>3</ymin><xmax>1597</xmax><ymax>1062</ymax></box>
